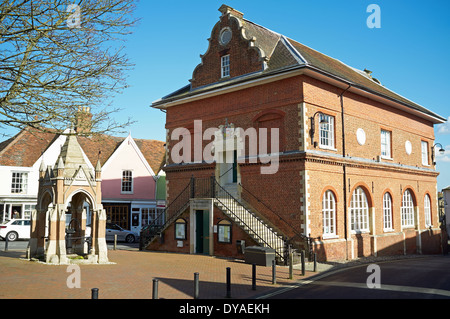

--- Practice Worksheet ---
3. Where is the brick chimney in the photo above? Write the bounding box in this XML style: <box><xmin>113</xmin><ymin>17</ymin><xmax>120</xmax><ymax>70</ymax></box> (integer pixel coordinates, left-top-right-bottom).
<box><xmin>75</xmin><ymin>106</ymin><xmax>93</xmax><ymax>135</ymax></box>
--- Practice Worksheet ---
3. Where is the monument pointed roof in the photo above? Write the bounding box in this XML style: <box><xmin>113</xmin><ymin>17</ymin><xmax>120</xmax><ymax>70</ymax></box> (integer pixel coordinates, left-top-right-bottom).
<box><xmin>56</xmin><ymin>132</ymin><xmax>92</xmax><ymax>179</ymax></box>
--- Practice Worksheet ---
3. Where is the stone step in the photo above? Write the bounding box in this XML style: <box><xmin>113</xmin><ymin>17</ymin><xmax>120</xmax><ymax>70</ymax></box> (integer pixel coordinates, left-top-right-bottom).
<box><xmin>214</xmin><ymin>196</ymin><xmax>285</xmax><ymax>258</ymax></box>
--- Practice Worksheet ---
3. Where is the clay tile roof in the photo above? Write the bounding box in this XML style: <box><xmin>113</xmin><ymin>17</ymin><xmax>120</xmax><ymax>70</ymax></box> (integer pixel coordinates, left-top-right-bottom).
<box><xmin>0</xmin><ymin>128</ymin><xmax>58</xmax><ymax>167</ymax></box>
<box><xmin>153</xmin><ymin>5</ymin><xmax>445</xmax><ymax>124</ymax></box>
<box><xmin>133</xmin><ymin>139</ymin><xmax>166</xmax><ymax>174</ymax></box>
<box><xmin>0</xmin><ymin>129</ymin><xmax>166</xmax><ymax>174</ymax></box>
<box><xmin>77</xmin><ymin>135</ymin><xmax>166</xmax><ymax>174</ymax></box>
<box><xmin>286</xmin><ymin>38</ymin><xmax>445</xmax><ymax>122</ymax></box>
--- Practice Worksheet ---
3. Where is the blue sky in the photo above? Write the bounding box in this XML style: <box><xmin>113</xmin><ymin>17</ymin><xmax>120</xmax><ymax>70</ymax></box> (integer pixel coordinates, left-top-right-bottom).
<box><xmin>5</xmin><ymin>1</ymin><xmax>450</xmax><ymax>189</ymax></box>
<box><xmin>116</xmin><ymin>0</ymin><xmax>450</xmax><ymax>190</ymax></box>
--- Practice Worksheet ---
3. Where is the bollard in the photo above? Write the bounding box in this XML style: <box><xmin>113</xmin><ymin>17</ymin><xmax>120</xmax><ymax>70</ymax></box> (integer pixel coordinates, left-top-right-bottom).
<box><xmin>301</xmin><ymin>250</ymin><xmax>305</xmax><ymax>276</ymax></box>
<box><xmin>114</xmin><ymin>234</ymin><xmax>117</xmax><ymax>250</ymax></box>
<box><xmin>152</xmin><ymin>279</ymin><xmax>159</xmax><ymax>299</ymax></box>
<box><xmin>272</xmin><ymin>259</ymin><xmax>276</xmax><ymax>285</ymax></box>
<box><xmin>289</xmin><ymin>252</ymin><xmax>293</xmax><ymax>280</ymax></box>
<box><xmin>313</xmin><ymin>253</ymin><xmax>317</xmax><ymax>272</ymax></box>
<box><xmin>194</xmin><ymin>272</ymin><xmax>199</xmax><ymax>299</ymax></box>
<box><xmin>252</xmin><ymin>264</ymin><xmax>256</xmax><ymax>290</ymax></box>
<box><xmin>91</xmin><ymin>288</ymin><xmax>99</xmax><ymax>299</ymax></box>
<box><xmin>4</xmin><ymin>236</ymin><xmax>8</xmax><ymax>252</ymax></box>
<box><xmin>226</xmin><ymin>267</ymin><xmax>231</xmax><ymax>298</ymax></box>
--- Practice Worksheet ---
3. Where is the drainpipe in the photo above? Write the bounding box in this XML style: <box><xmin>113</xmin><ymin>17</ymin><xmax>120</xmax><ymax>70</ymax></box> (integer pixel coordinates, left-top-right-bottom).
<box><xmin>154</xmin><ymin>174</ymin><xmax>160</xmax><ymax>224</ymax></box>
<box><xmin>340</xmin><ymin>84</ymin><xmax>351</xmax><ymax>260</ymax></box>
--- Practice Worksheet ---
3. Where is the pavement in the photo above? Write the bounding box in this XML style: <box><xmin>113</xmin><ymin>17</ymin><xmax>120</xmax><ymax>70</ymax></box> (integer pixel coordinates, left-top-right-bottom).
<box><xmin>0</xmin><ymin>246</ymin><xmax>323</xmax><ymax>300</ymax></box>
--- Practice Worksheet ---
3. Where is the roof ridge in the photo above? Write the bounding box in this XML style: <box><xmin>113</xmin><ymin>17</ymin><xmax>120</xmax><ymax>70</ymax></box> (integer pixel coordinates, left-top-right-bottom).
<box><xmin>280</xmin><ymin>35</ymin><xmax>307</xmax><ymax>65</ymax></box>
<box><xmin>287</xmin><ymin>38</ymin><xmax>445</xmax><ymax>122</ymax></box>
<box><xmin>287</xmin><ymin>37</ymin><xmax>347</xmax><ymax>67</ymax></box>
<box><xmin>0</xmin><ymin>129</ymin><xmax>27</xmax><ymax>157</ymax></box>
<box><xmin>242</xmin><ymin>18</ymin><xmax>282</xmax><ymax>37</ymax></box>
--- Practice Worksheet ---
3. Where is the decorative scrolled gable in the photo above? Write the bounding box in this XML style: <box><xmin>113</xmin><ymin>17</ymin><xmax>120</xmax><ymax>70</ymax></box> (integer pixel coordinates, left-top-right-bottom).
<box><xmin>190</xmin><ymin>5</ymin><xmax>275</xmax><ymax>90</ymax></box>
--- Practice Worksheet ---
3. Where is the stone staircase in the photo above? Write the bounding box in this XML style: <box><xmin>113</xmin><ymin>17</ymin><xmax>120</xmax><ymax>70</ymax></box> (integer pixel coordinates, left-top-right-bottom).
<box><xmin>222</xmin><ymin>183</ymin><xmax>239</xmax><ymax>198</ymax></box>
<box><xmin>215</xmin><ymin>187</ymin><xmax>285</xmax><ymax>261</ymax></box>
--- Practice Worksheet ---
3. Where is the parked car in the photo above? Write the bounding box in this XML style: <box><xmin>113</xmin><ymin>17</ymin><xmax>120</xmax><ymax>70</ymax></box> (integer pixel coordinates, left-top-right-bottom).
<box><xmin>0</xmin><ymin>219</ymin><xmax>31</xmax><ymax>241</ymax></box>
<box><xmin>106</xmin><ymin>223</ymin><xmax>138</xmax><ymax>243</ymax></box>
<box><xmin>0</xmin><ymin>219</ymin><xmax>137</xmax><ymax>243</ymax></box>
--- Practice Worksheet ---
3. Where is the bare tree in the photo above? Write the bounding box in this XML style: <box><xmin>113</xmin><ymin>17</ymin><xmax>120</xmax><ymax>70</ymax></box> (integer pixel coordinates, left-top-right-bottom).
<box><xmin>0</xmin><ymin>0</ymin><xmax>138</xmax><ymax>137</ymax></box>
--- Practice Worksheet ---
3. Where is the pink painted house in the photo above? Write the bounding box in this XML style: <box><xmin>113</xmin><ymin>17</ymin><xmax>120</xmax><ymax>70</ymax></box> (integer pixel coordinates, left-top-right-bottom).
<box><xmin>98</xmin><ymin>134</ymin><xmax>166</xmax><ymax>234</ymax></box>
<box><xmin>0</xmin><ymin>124</ymin><xmax>166</xmax><ymax>234</ymax></box>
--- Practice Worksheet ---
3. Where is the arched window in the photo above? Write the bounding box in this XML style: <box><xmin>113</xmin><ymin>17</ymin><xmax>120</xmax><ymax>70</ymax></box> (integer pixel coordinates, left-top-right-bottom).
<box><xmin>424</xmin><ymin>195</ymin><xmax>431</xmax><ymax>227</ymax></box>
<box><xmin>401</xmin><ymin>190</ymin><xmax>415</xmax><ymax>228</ymax></box>
<box><xmin>322</xmin><ymin>190</ymin><xmax>336</xmax><ymax>236</ymax></box>
<box><xmin>350</xmin><ymin>187</ymin><xmax>369</xmax><ymax>232</ymax></box>
<box><xmin>383</xmin><ymin>192</ymin><xmax>393</xmax><ymax>231</ymax></box>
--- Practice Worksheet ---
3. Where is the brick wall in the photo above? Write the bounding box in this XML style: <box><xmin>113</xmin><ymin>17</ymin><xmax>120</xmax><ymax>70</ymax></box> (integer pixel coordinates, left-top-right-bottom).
<box><xmin>303</xmin><ymin>75</ymin><xmax>436</xmax><ymax>167</ymax></box>
<box><xmin>190</xmin><ymin>13</ymin><xmax>263</xmax><ymax>89</ymax></box>
<box><xmin>166</xmin><ymin>76</ymin><xmax>303</xmax><ymax>166</ymax></box>
<box><xmin>147</xmin><ymin>204</ymin><xmax>258</xmax><ymax>258</ymax></box>
<box><xmin>158</xmin><ymin>16</ymin><xmax>443</xmax><ymax>261</ymax></box>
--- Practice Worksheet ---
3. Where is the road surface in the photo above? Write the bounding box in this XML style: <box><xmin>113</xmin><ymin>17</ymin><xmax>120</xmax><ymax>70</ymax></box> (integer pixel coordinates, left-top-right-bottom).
<box><xmin>262</xmin><ymin>255</ymin><xmax>450</xmax><ymax>299</ymax></box>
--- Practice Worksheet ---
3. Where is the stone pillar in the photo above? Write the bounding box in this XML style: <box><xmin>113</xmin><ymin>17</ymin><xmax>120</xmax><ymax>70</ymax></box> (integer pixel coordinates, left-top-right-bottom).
<box><xmin>45</xmin><ymin>205</ymin><xmax>68</xmax><ymax>264</ymax></box>
<box><xmin>96</xmin><ymin>207</ymin><xmax>109</xmax><ymax>263</ymax></box>
<box><xmin>87</xmin><ymin>207</ymin><xmax>108</xmax><ymax>264</ymax></box>
<box><xmin>80</xmin><ymin>208</ymin><xmax>88</xmax><ymax>255</ymax></box>
<box><xmin>28</xmin><ymin>209</ymin><xmax>39</xmax><ymax>258</ymax></box>
<box><xmin>90</xmin><ymin>206</ymin><xmax>97</xmax><ymax>257</ymax></box>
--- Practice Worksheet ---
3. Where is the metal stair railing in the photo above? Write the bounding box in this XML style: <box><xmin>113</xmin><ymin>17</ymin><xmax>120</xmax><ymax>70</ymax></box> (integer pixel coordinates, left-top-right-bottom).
<box><xmin>213</xmin><ymin>179</ymin><xmax>286</xmax><ymax>262</ymax></box>
<box><xmin>238</xmin><ymin>182</ymin><xmax>312</xmax><ymax>258</ymax></box>
<box><xmin>140</xmin><ymin>176</ymin><xmax>311</xmax><ymax>262</ymax></box>
<box><xmin>139</xmin><ymin>181</ymin><xmax>191</xmax><ymax>250</ymax></box>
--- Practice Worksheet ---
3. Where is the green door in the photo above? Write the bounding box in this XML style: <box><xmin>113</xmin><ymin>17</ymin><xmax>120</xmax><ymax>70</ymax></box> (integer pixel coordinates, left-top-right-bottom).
<box><xmin>232</xmin><ymin>150</ymin><xmax>238</xmax><ymax>183</ymax></box>
<box><xmin>195</xmin><ymin>210</ymin><xmax>209</xmax><ymax>255</ymax></box>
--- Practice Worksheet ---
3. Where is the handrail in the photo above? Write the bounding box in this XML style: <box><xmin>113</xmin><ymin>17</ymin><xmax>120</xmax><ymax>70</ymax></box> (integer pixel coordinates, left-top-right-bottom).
<box><xmin>214</xmin><ymin>180</ymin><xmax>285</xmax><ymax>261</ymax></box>
<box><xmin>219</xmin><ymin>165</ymin><xmax>234</xmax><ymax>179</ymax></box>
<box><xmin>140</xmin><ymin>181</ymin><xmax>191</xmax><ymax>249</ymax></box>
<box><xmin>238</xmin><ymin>182</ymin><xmax>308</xmax><ymax>241</ymax></box>
<box><xmin>140</xmin><ymin>176</ymin><xmax>311</xmax><ymax>261</ymax></box>
<box><xmin>238</xmin><ymin>182</ymin><xmax>312</xmax><ymax>259</ymax></box>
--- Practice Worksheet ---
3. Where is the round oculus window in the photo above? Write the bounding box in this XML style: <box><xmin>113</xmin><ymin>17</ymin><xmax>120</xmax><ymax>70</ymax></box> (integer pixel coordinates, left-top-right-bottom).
<box><xmin>219</xmin><ymin>28</ymin><xmax>232</xmax><ymax>46</ymax></box>
<box><xmin>405</xmin><ymin>140</ymin><xmax>412</xmax><ymax>155</ymax></box>
<box><xmin>356</xmin><ymin>128</ymin><xmax>366</xmax><ymax>145</ymax></box>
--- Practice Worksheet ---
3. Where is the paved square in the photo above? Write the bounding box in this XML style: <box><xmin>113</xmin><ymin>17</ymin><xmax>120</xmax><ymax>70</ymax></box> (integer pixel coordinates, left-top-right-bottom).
<box><xmin>0</xmin><ymin>249</ymin><xmax>317</xmax><ymax>299</ymax></box>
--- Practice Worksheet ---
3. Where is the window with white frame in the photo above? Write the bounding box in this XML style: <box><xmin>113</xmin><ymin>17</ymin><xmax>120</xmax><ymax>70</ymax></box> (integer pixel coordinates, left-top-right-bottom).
<box><xmin>424</xmin><ymin>195</ymin><xmax>431</xmax><ymax>227</ymax></box>
<box><xmin>141</xmin><ymin>208</ymin><xmax>149</xmax><ymax>227</ymax></box>
<box><xmin>421</xmin><ymin>141</ymin><xmax>429</xmax><ymax>165</ymax></box>
<box><xmin>350</xmin><ymin>187</ymin><xmax>369</xmax><ymax>232</ymax></box>
<box><xmin>322</xmin><ymin>190</ymin><xmax>336</xmax><ymax>236</ymax></box>
<box><xmin>121</xmin><ymin>170</ymin><xmax>133</xmax><ymax>193</ymax></box>
<box><xmin>11</xmin><ymin>172</ymin><xmax>28</xmax><ymax>194</ymax></box>
<box><xmin>23</xmin><ymin>204</ymin><xmax>35</xmax><ymax>220</ymax></box>
<box><xmin>383</xmin><ymin>192</ymin><xmax>393</xmax><ymax>230</ymax></box>
<box><xmin>401</xmin><ymin>190</ymin><xmax>415</xmax><ymax>228</ymax></box>
<box><xmin>221</xmin><ymin>55</ymin><xmax>230</xmax><ymax>78</ymax></box>
<box><xmin>380</xmin><ymin>130</ymin><xmax>391</xmax><ymax>158</ymax></box>
<box><xmin>319</xmin><ymin>114</ymin><xmax>335</xmax><ymax>149</ymax></box>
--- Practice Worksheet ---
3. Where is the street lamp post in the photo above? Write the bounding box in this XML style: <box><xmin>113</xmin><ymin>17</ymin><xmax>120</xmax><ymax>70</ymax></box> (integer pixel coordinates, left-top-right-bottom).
<box><xmin>310</xmin><ymin>111</ymin><xmax>328</xmax><ymax>147</ymax></box>
<box><xmin>432</xmin><ymin>143</ymin><xmax>445</xmax><ymax>165</ymax></box>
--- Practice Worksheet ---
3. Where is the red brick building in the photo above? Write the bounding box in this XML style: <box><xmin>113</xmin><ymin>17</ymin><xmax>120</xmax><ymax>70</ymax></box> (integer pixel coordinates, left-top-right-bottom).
<box><xmin>146</xmin><ymin>5</ymin><xmax>446</xmax><ymax>262</ymax></box>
